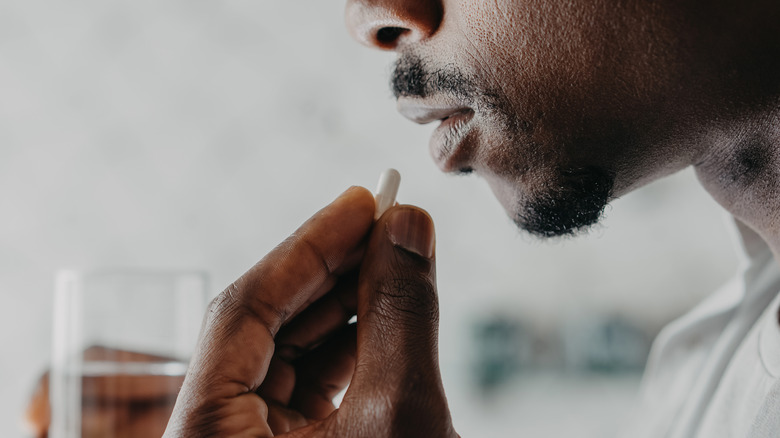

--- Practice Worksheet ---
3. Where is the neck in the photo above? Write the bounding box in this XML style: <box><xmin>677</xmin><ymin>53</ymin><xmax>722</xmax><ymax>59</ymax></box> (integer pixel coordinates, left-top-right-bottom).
<box><xmin>694</xmin><ymin>105</ymin><xmax>780</xmax><ymax>260</ymax></box>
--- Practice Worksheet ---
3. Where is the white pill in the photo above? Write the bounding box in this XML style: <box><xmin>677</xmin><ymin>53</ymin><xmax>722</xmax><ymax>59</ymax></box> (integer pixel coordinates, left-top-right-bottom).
<box><xmin>374</xmin><ymin>168</ymin><xmax>401</xmax><ymax>220</ymax></box>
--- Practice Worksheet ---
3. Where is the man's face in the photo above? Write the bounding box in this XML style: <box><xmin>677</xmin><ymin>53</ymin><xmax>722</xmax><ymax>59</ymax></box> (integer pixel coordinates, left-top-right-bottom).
<box><xmin>346</xmin><ymin>0</ymin><xmax>770</xmax><ymax>237</ymax></box>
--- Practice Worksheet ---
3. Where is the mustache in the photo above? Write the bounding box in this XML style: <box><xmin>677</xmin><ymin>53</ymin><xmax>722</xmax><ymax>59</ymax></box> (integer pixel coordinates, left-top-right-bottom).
<box><xmin>390</xmin><ymin>54</ymin><xmax>476</xmax><ymax>99</ymax></box>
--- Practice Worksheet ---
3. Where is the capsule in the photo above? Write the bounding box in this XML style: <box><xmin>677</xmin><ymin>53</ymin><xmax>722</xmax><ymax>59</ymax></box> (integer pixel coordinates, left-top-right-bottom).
<box><xmin>374</xmin><ymin>168</ymin><xmax>401</xmax><ymax>219</ymax></box>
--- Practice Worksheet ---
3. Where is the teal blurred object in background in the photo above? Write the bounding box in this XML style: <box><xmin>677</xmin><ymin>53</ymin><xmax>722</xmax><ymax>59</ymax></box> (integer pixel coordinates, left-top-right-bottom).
<box><xmin>470</xmin><ymin>313</ymin><xmax>650</xmax><ymax>394</ymax></box>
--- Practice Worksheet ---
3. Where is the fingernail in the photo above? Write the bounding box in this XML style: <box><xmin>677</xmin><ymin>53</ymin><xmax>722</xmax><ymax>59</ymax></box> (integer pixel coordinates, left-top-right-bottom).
<box><xmin>386</xmin><ymin>208</ymin><xmax>435</xmax><ymax>258</ymax></box>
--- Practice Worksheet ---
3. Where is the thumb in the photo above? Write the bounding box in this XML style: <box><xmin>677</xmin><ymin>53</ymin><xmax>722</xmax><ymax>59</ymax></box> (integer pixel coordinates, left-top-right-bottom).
<box><xmin>345</xmin><ymin>206</ymin><xmax>450</xmax><ymax>422</ymax></box>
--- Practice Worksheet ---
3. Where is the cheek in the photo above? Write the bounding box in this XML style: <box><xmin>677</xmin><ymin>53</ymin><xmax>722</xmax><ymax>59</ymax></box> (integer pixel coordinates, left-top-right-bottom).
<box><xmin>453</xmin><ymin>0</ymin><xmax>530</xmax><ymax>67</ymax></box>
<box><xmin>456</xmin><ymin>0</ymin><xmax>522</xmax><ymax>40</ymax></box>
<box><xmin>452</xmin><ymin>0</ymin><xmax>601</xmax><ymax>107</ymax></box>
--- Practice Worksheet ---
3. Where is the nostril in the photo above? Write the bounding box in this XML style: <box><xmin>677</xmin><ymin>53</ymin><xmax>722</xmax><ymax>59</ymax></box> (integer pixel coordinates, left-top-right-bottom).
<box><xmin>376</xmin><ymin>26</ymin><xmax>407</xmax><ymax>47</ymax></box>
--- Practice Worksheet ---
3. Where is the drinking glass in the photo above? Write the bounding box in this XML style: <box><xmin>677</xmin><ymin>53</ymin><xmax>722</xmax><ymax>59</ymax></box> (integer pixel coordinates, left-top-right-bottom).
<box><xmin>49</xmin><ymin>270</ymin><xmax>208</xmax><ymax>438</ymax></box>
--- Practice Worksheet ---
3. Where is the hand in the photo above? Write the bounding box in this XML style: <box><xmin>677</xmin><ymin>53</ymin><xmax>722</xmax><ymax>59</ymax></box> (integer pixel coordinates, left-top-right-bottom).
<box><xmin>164</xmin><ymin>186</ymin><xmax>458</xmax><ymax>437</ymax></box>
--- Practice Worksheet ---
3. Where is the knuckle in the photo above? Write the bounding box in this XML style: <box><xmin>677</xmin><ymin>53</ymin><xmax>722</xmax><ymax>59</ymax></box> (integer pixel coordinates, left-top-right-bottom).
<box><xmin>201</xmin><ymin>285</ymin><xmax>243</xmax><ymax>339</ymax></box>
<box><xmin>205</xmin><ymin>287</ymin><xmax>234</xmax><ymax>324</ymax></box>
<box><xmin>206</xmin><ymin>279</ymin><xmax>248</xmax><ymax>321</ymax></box>
<box><xmin>206</xmin><ymin>277</ymin><xmax>287</xmax><ymax>336</ymax></box>
<box><xmin>373</xmin><ymin>266</ymin><xmax>439</xmax><ymax>324</ymax></box>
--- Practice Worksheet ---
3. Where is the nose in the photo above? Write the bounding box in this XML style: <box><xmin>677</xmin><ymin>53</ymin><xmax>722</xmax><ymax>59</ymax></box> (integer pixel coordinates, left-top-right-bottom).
<box><xmin>345</xmin><ymin>0</ymin><xmax>443</xmax><ymax>50</ymax></box>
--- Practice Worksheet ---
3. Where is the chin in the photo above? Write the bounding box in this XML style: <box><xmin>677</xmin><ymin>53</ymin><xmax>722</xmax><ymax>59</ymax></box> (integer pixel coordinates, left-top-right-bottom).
<box><xmin>494</xmin><ymin>166</ymin><xmax>616</xmax><ymax>239</ymax></box>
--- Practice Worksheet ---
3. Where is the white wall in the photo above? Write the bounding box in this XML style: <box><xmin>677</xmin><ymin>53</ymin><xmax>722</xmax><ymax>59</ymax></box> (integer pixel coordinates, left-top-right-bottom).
<box><xmin>0</xmin><ymin>1</ymin><xmax>738</xmax><ymax>436</ymax></box>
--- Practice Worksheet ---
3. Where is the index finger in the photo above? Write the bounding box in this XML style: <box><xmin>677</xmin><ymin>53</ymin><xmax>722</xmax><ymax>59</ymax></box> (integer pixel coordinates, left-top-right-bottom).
<box><xmin>183</xmin><ymin>186</ymin><xmax>375</xmax><ymax>398</ymax></box>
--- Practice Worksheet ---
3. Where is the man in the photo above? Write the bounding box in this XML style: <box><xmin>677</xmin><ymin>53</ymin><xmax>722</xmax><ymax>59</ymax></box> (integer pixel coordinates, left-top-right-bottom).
<box><xmin>166</xmin><ymin>0</ymin><xmax>780</xmax><ymax>436</ymax></box>
<box><xmin>28</xmin><ymin>0</ymin><xmax>780</xmax><ymax>436</ymax></box>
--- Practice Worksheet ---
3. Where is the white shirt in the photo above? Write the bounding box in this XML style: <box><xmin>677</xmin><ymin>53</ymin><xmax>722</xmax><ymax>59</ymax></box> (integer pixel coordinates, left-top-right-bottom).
<box><xmin>623</xmin><ymin>219</ymin><xmax>780</xmax><ymax>437</ymax></box>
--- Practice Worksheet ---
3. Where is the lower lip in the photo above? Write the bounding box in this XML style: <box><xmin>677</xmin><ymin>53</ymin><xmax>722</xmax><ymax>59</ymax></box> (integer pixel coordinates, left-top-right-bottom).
<box><xmin>430</xmin><ymin>110</ymin><xmax>476</xmax><ymax>171</ymax></box>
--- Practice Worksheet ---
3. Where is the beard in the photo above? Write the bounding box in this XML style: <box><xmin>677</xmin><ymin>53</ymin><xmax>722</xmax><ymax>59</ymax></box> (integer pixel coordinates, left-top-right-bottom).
<box><xmin>513</xmin><ymin>166</ymin><xmax>615</xmax><ymax>238</ymax></box>
<box><xmin>391</xmin><ymin>53</ymin><xmax>615</xmax><ymax>238</ymax></box>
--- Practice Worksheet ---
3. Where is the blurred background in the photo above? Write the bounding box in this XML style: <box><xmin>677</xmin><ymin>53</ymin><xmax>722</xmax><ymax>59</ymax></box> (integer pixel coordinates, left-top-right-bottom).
<box><xmin>1</xmin><ymin>1</ymin><xmax>740</xmax><ymax>436</ymax></box>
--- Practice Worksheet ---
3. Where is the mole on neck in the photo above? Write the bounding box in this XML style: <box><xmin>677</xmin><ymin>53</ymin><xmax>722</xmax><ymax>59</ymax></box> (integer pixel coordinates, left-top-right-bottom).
<box><xmin>720</xmin><ymin>138</ymin><xmax>772</xmax><ymax>187</ymax></box>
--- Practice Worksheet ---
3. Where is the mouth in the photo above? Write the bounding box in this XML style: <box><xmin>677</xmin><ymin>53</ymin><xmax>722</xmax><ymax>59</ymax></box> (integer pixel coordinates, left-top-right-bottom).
<box><xmin>397</xmin><ymin>100</ymin><xmax>477</xmax><ymax>172</ymax></box>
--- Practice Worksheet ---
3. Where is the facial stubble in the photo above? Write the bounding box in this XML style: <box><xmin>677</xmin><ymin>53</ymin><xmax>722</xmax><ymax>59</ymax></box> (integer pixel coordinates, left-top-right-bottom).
<box><xmin>391</xmin><ymin>53</ymin><xmax>616</xmax><ymax>237</ymax></box>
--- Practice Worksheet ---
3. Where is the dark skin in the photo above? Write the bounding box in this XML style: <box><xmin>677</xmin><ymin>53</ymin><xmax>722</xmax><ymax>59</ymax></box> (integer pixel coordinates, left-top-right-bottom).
<box><xmin>26</xmin><ymin>0</ymin><xmax>780</xmax><ymax>436</ymax></box>
<box><xmin>28</xmin><ymin>188</ymin><xmax>458</xmax><ymax>437</ymax></box>
<box><xmin>164</xmin><ymin>187</ymin><xmax>455</xmax><ymax>437</ymax></box>
<box><xmin>348</xmin><ymin>0</ymin><xmax>780</xmax><ymax>239</ymax></box>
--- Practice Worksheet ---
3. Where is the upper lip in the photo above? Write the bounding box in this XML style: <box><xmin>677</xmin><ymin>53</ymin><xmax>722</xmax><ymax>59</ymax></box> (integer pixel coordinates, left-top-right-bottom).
<box><xmin>396</xmin><ymin>100</ymin><xmax>472</xmax><ymax>124</ymax></box>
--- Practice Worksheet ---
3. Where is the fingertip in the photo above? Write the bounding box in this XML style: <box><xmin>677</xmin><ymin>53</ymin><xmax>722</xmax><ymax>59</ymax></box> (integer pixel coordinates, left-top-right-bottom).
<box><xmin>337</xmin><ymin>185</ymin><xmax>376</xmax><ymax>220</ymax></box>
<box><xmin>393</xmin><ymin>204</ymin><xmax>434</xmax><ymax>223</ymax></box>
<box><xmin>343</xmin><ymin>185</ymin><xmax>372</xmax><ymax>197</ymax></box>
<box><xmin>383</xmin><ymin>205</ymin><xmax>436</xmax><ymax>259</ymax></box>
